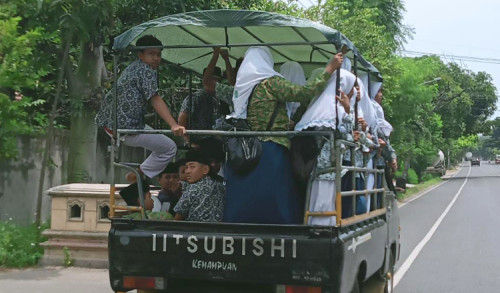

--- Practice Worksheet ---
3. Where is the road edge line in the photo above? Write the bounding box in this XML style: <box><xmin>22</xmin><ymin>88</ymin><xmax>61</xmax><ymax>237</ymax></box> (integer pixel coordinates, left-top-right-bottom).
<box><xmin>393</xmin><ymin>165</ymin><xmax>471</xmax><ymax>288</ymax></box>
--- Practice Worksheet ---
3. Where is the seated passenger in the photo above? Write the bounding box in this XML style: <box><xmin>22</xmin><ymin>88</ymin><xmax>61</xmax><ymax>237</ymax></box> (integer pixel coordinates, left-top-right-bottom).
<box><xmin>223</xmin><ymin>47</ymin><xmax>343</xmax><ymax>224</ymax></box>
<box><xmin>157</xmin><ymin>162</ymin><xmax>182</xmax><ymax>215</ymax></box>
<box><xmin>197</xmin><ymin>136</ymin><xmax>226</xmax><ymax>178</ymax></box>
<box><xmin>174</xmin><ymin>150</ymin><xmax>225</xmax><ymax>222</ymax></box>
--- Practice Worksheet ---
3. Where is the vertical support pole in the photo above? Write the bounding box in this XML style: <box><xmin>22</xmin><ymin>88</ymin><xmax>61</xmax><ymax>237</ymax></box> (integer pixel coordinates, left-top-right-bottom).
<box><xmin>335</xmin><ymin>138</ymin><xmax>342</xmax><ymax>226</ymax></box>
<box><xmin>110</xmin><ymin>53</ymin><xmax>119</xmax><ymax>218</ymax></box>
<box><xmin>188</xmin><ymin>72</ymin><xmax>193</xmax><ymax>130</ymax></box>
<box><xmin>367</xmin><ymin>74</ymin><xmax>372</xmax><ymax>99</ymax></box>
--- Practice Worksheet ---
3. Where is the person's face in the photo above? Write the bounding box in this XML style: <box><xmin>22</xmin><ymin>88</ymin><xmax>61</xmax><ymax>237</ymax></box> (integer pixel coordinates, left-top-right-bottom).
<box><xmin>178</xmin><ymin>165</ymin><xmax>187</xmax><ymax>182</ymax></box>
<box><xmin>375</xmin><ymin>89</ymin><xmax>383</xmax><ymax>105</ymax></box>
<box><xmin>158</xmin><ymin>173</ymin><xmax>180</xmax><ymax>192</ymax></box>
<box><xmin>185</xmin><ymin>162</ymin><xmax>209</xmax><ymax>184</ymax></box>
<box><xmin>138</xmin><ymin>48</ymin><xmax>162</xmax><ymax>70</ymax></box>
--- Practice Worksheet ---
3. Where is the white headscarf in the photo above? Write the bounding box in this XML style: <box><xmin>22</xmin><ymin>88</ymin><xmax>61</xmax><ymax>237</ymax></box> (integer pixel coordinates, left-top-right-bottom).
<box><xmin>356</xmin><ymin>78</ymin><xmax>377</xmax><ymax>129</ymax></box>
<box><xmin>371</xmin><ymin>98</ymin><xmax>393</xmax><ymax>137</ymax></box>
<box><xmin>295</xmin><ymin>69</ymin><xmax>357</xmax><ymax>131</ymax></box>
<box><xmin>228</xmin><ymin>47</ymin><xmax>282</xmax><ymax>119</ymax></box>
<box><xmin>341</xmin><ymin>57</ymin><xmax>352</xmax><ymax>71</ymax></box>
<box><xmin>280</xmin><ymin>61</ymin><xmax>306</xmax><ymax>119</ymax></box>
<box><xmin>370</xmin><ymin>81</ymin><xmax>382</xmax><ymax>100</ymax></box>
<box><xmin>358</xmin><ymin>71</ymin><xmax>369</xmax><ymax>92</ymax></box>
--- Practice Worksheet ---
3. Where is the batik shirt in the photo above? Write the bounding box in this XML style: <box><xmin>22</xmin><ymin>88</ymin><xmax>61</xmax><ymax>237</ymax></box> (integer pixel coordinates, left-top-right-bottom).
<box><xmin>173</xmin><ymin>176</ymin><xmax>225</xmax><ymax>222</ymax></box>
<box><xmin>180</xmin><ymin>84</ymin><xmax>234</xmax><ymax>130</ymax></box>
<box><xmin>246</xmin><ymin>71</ymin><xmax>330</xmax><ymax>148</ymax></box>
<box><xmin>95</xmin><ymin>59</ymin><xmax>158</xmax><ymax>129</ymax></box>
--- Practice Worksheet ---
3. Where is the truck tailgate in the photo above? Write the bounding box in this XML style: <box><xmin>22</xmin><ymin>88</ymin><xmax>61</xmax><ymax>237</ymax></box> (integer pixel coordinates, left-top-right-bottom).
<box><xmin>109</xmin><ymin>219</ymin><xmax>342</xmax><ymax>290</ymax></box>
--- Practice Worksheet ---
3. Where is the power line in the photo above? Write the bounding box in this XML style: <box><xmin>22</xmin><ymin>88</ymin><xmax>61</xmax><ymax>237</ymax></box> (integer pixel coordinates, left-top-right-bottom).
<box><xmin>401</xmin><ymin>50</ymin><xmax>500</xmax><ymax>65</ymax></box>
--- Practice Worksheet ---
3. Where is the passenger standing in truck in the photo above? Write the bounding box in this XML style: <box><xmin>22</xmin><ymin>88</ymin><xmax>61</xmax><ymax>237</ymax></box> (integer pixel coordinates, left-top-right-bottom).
<box><xmin>295</xmin><ymin>68</ymin><xmax>356</xmax><ymax>224</ymax></box>
<box><xmin>371</xmin><ymin>83</ymin><xmax>398</xmax><ymax>207</ymax></box>
<box><xmin>95</xmin><ymin>35</ymin><xmax>185</xmax><ymax>180</ymax></box>
<box><xmin>223</xmin><ymin>47</ymin><xmax>343</xmax><ymax>224</ymax></box>
<box><xmin>178</xmin><ymin>47</ymin><xmax>235</xmax><ymax>146</ymax></box>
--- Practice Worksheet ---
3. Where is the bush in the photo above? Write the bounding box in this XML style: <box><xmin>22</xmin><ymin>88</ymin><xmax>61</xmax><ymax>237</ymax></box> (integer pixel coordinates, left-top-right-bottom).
<box><xmin>0</xmin><ymin>220</ymin><xmax>49</xmax><ymax>268</ymax></box>
<box><xmin>420</xmin><ymin>172</ymin><xmax>435</xmax><ymax>182</ymax></box>
<box><xmin>394</xmin><ymin>168</ymin><xmax>418</xmax><ymax>184</ymax></box>
<box><xmin>407</xmin><ymin>168</ymin><xmax>418</xmax><ymax>184</ymax></box>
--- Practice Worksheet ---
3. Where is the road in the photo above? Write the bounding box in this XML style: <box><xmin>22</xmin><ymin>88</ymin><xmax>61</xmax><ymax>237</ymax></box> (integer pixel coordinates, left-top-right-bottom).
<box><xmin>394</xmin><ymin>161</ymin><xmax>500</xmax><ymax>292</ymax></box>
<box><xmin>1</xmin><ymin>161</ymin><xmax>499</xmax><ymax>292</ymax></box>
<box><xmin>0</xmin><ymin>266</ymin><xmax>113</xmax><ymax>293</ymax></box>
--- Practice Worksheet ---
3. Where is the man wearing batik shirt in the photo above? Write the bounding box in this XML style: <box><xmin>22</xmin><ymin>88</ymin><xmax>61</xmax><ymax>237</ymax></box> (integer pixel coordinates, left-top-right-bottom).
<box><xmin>95</xmin><ymin>35</ymin><xmax>185</xmax><ymax>179</ymax></box>
<box><xmin>178</xmin><ymin>48</ymin><xmax>235</xmax><ymax>145</ymax></box>
<box><xmin>174</xmin><ymin>150</ymin><xmax>225</xmax><ymax>222</ymax></box>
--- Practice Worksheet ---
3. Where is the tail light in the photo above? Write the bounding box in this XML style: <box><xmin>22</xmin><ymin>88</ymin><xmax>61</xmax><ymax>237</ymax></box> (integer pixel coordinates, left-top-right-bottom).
<box><xmin>276</xmin><ymin>285</ymin><xmax>322</xmax><ymax>293</ymax></box>
<box><xmin>123</xmin><ymin>276</ymin><xmax>165</xmax><ymax>290</ymax></box>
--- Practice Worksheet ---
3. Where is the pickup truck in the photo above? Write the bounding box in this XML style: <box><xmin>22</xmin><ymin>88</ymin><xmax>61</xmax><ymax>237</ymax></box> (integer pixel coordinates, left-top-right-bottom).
<box><xmin>109</xmin><ymin>187</ymin><xmax>400</xmax><ymax>293</ymax></box>
<box><xmin>107</xmin><ymin>9</ymin><xmax>400</xmax><ymax>293</ymax></box>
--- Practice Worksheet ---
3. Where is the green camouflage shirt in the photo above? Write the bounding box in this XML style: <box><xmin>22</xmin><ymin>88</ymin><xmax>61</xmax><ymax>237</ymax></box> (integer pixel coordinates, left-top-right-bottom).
<box><xmin>246</xmin><ymin>71</ymin><xmax>331</xmax><ymax>148</ymax></box>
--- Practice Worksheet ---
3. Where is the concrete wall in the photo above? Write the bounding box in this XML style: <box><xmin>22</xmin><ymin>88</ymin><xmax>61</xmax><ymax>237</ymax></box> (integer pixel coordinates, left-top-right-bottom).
<box><xmin>0</xmin><ymin>130</ymin><xmax>145</xmax><ymax>226</ymax></box>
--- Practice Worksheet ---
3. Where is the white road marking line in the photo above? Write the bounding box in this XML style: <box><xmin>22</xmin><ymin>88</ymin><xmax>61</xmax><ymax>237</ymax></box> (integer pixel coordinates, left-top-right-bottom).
<box><xmin>393</xmin><ymin>165</ymin><xmax>471</xmax><ymax>288</ymax></box>
<box><xmin>399</xmin><ymin>165</ymin><xmax>463</xmax><ymax>208</ymax></box>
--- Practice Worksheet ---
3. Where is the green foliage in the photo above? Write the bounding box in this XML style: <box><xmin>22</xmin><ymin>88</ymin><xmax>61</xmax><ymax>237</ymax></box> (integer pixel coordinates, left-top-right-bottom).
<box><xmin>407</xmin><ymin>168</ymin><xmax>418</xmax><ymax>185</ymax></box>
<box><xmin>0</xmin><ymin>93</ymin><xmax>47</xmax><ymax>159</ymax></box>
<box><xmin>63</xmin><ymin>246</ymin><xmax>74</xmax><ymax>267</ymax></box>
<box><xmin>0</xmin><ymin>220</ymin><xmax>49</xmax><ymax>268</ymax></box>
<box><xmin>0</xmin><ymin>2</ymin><xmax>59</xmax><ymax>158</ymax></box>
<box><xmin>420</xmin><ymin>172</ymin><xmax>435</xmax><ymax>182</ymax></box>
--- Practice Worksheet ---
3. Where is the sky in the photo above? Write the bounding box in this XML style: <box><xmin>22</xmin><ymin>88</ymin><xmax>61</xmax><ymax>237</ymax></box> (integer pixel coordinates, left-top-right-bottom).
<box><xmin>296</xmin><ymin>0</ymin><xmax>500</xmax><ymax>119</ymax></box>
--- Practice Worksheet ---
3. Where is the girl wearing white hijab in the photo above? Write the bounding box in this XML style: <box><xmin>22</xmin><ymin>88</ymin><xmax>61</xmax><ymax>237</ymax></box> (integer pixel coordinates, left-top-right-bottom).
<box><xmin>279</xmin><ymin>61</ymin><xmax>306</xmax><ymax>119</ymax></box>
<box><xmin>370</xmin><ymin>83</ymin><xmax>398</xmax><ymax>208</ymax></box>
<box><xmin>354</xmin><ymin>78</ymin><xmax>378</xmax><ymax>213</ymax></box>
<box><xmin>224</xmin><ymin>47</ymin><xmax>343</xmax><ymax>225</ymax></box>
<box><xmin>294</xmin><ymin>68</ymin><xmax>356</xmax><ymax>225</ymax></box>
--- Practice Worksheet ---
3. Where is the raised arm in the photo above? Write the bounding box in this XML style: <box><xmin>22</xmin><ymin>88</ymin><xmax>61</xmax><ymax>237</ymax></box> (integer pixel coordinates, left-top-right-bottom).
<box><xmin>203</xmin><ymin>47</ymin><xmax>221</xmax><ymax>93</ymax></box>
<box><xmin>220</xmin><ymin>49</ymin><xmax>236</xmax><ymax>86</ymax></box>
<box><xmin>272</xmin><ymin>53</ymin><xmax>343</xmax><ymax>104</ymax></box>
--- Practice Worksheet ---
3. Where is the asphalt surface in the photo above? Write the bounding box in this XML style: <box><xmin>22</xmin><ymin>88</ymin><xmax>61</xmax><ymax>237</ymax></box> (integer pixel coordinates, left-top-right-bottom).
<box><xmin>394</xmin><ymin>161</ymin><xmax>500</xmax><ymax>292</ymax></box>
<box><xmin>1</xmin><ymin>161</ymin><xmax>499</xmax><ymax>292</ymax></box>
<box><xmin>0</xmin><ymin>266</ymin><xmax>113</xmax><ymax>293</ymax></box>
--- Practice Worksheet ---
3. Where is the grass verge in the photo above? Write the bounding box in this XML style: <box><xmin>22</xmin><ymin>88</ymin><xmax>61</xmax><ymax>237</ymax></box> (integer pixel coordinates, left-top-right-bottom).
<box><xmin>0</xmin><ymin>220</ymin><xmax>49</xmax><ymax>268</ymax></box>
<box><xmin>397</xmin><ymin>177</ymin><xmax>442</xmax><ymax>201</ymax></box>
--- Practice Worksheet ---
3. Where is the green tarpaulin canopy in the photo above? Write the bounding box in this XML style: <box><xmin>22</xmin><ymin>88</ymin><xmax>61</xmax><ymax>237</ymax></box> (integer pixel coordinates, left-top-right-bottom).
<box><xmin>113</xmin><ymin>9</ymin><xmax>381</xmax><ymax>80</ymax></box>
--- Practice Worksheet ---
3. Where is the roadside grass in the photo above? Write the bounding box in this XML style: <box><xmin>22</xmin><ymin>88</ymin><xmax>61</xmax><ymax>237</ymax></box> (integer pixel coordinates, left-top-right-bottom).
<box><xmin>397</xmin><ymin>177</ymin><xmax>442</xmax><ymax>201</ymax></box>
<box><xmin>0</xmin><ymin>220</ymin><xmax>49</xmax><ymax>268</ymax></box>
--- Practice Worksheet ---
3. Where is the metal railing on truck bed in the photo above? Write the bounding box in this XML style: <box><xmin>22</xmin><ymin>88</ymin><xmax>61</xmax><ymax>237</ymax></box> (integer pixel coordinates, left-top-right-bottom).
<box><xmin>108</xmin><ymin>129</ymin><xmax>389</xmax><ymax>227</ymax></box>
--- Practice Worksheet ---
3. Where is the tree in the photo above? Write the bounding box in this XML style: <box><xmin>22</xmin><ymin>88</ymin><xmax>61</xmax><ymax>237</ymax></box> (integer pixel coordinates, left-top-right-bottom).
<box><xmin>0</xmin><ymin>4</ymin><xmax>55</xmax><ymax>159</ymax></box>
